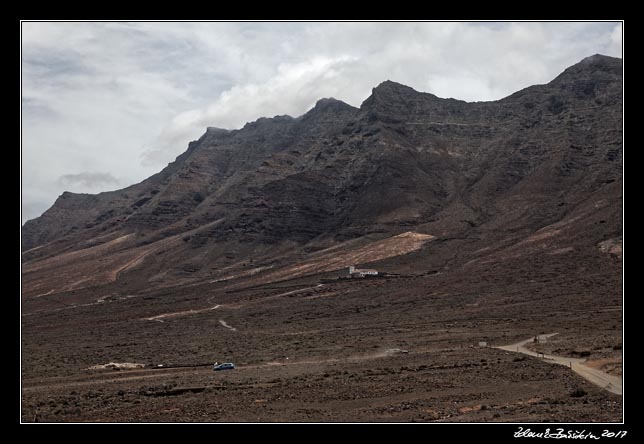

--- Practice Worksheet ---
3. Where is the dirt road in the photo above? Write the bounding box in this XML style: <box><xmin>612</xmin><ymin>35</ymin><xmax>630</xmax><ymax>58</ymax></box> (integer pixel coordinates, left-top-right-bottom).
<box><xmin>21</xmin><ymin>346</ymin><xmax>446</xmax><ymax>393</ymax></box>
<box><xmin>495</xmin><ymin>334</ymin><xmax>622</xmax><ymax>396</ymax></box>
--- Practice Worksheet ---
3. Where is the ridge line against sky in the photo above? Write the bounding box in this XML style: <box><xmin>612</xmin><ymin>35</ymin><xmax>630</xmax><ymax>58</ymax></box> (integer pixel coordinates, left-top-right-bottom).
<box><xmin>21</xmin><ymin>21</ymin><xmax>622</xmax><ymax>224</ymax></box>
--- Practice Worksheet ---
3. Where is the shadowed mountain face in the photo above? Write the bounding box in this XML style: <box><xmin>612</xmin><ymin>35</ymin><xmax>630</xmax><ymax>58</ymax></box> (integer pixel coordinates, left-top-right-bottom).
<box><xmin>21</xmin><ymin>55</ymin><xmax>622</xmax><ymax>295</ymax></box>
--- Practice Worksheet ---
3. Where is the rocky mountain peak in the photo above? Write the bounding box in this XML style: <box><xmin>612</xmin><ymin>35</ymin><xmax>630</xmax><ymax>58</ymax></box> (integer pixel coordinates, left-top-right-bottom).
<box><xmin>578</xmin><ymin>53</ymin><xmax>621</xmax><ymax>67</ymax></box>
<box><xmin>373</xmin><ymin>80</ymin><xmax>416</xmax><ymax>94</ymax></box>
<box><xmin>361</xmin><ymin>80</ymin><xmax>421</xmax><ymax>107</ymax></box>
<box><xmin>22</xmin><ymin>55</ymin><xmax>622</xmax><ymax>264</ymax></box>
<box><xmin>314</xmin><ymin>97</ymin><xmax>347</xmax><ymax>108</ymax></box>
<box><xmin>553</xmin><ymin>54</ymin><xmax>622</xmax><ymax>83</ymax></box>
<box><xmin>303</xmin><ymin>97</ymin><xmax>357</xmax><ymax>118</ymax></box>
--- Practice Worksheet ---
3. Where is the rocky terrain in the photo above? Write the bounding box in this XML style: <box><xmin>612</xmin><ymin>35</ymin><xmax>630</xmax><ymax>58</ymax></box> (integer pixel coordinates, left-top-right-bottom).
<box><xmin>21</xmin><ymin>54</ymin><xmax>622</xmax><ymax>423</ymax></box>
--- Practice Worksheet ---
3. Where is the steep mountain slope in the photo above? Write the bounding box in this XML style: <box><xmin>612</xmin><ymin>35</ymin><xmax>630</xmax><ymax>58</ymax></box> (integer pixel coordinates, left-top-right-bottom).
<box><xmin>21</xmin><ymin>54</ymin><xmax>622</xmax><ymax>296</ymax></box>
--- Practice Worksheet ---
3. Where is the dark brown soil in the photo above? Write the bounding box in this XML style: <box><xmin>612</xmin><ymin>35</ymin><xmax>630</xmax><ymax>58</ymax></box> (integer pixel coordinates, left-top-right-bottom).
<box><xmin>21</xmin><ymin>243</ymin><xmax>622</xmax><ymax>423</ymax></box>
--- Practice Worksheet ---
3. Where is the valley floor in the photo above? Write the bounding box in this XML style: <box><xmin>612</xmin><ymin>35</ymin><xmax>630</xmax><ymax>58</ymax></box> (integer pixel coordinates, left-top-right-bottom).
<box><xmin>21</xmin><ymin>241</ymin><xmax>623</xmax><ymax>423</ymax></box>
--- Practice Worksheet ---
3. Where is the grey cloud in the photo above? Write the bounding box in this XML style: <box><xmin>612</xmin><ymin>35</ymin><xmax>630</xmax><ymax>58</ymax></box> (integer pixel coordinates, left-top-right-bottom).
<box><xmin>58</xmin><ymin>172</ymin><xmax>119</xmax><ymax>188</ymax></box>
<box><xmin>22</xmin><ymin>97</ymin><xmax>59</xmax><ymax>121</ymax></box>
<box><xmin>23</xmin><ymin>48</ymin><xmax>94</xmax><ymax>79</ymax></box>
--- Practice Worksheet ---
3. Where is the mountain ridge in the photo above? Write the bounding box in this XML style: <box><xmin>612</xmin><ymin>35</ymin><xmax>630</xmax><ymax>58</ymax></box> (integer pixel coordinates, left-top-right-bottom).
<box><xmin>22</xmin><ymin>54</ymin><xmax>622</xmax><ymax>296</ymax></box>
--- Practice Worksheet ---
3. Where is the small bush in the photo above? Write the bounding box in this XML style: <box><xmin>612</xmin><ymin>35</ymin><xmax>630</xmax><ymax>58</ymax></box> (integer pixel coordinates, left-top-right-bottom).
<box><xmin>570</xmin><ymin>388</ymin><xmax>587</xmax><ymax>398</ymax></box>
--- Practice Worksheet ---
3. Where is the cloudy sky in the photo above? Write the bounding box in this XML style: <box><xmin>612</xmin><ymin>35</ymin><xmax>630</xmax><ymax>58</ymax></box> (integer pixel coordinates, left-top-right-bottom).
<box><xmin>21</xmin><ymin>21</ymin><xmax>622</xmax><ymax>223</ymax></box>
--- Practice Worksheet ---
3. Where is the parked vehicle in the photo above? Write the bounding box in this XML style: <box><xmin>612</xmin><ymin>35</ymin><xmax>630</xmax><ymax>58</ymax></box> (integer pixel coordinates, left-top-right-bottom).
<box><xmin>213</xmin><ymin>362</ymin><xmax>235</xmax><ymax>371</ymax></box>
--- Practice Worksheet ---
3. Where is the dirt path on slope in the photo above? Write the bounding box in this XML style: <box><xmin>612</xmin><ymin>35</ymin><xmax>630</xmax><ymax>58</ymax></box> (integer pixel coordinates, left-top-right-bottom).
<box><xmin>143</xmin><ymin>305</ymin><xmax>221</xmax><ymax>322</ymax></box>
<box><xmin>495</xmin><ymin>334</ymin><xmax>622</xmax><ymax>396</ymax></box>
<box><xmin>218</xmin><ymin>320</ymin><xmax>237</xmax><ymax>331</ymax></box>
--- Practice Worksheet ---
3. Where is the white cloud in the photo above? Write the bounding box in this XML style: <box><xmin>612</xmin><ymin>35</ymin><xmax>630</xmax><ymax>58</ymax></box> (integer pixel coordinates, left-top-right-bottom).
<box><xmin>21</xmin><ymin>21</ymin><xmax>623</xmax><ymax>224</ymax></box>
<box><xmin>610</xmin><ymin>23</ymin><xmax>623</xmax><ymax>56</ymax></box>
<box><xmin>141</xmin><ymin>54</ymin><xmax>359</xmax><ymax>165</ymax></box>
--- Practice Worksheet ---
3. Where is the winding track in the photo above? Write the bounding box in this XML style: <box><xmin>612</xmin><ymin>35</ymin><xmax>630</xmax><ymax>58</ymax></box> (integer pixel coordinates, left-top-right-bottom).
<box><xmin>23</xmin><ymin>336</ymin><xmax>622</xmax><ymax>397</ymax></box>
<box><xmin>495</xmin><ymin>333</ymin><xmax>622</xmax><ymax>396</ymax></box>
